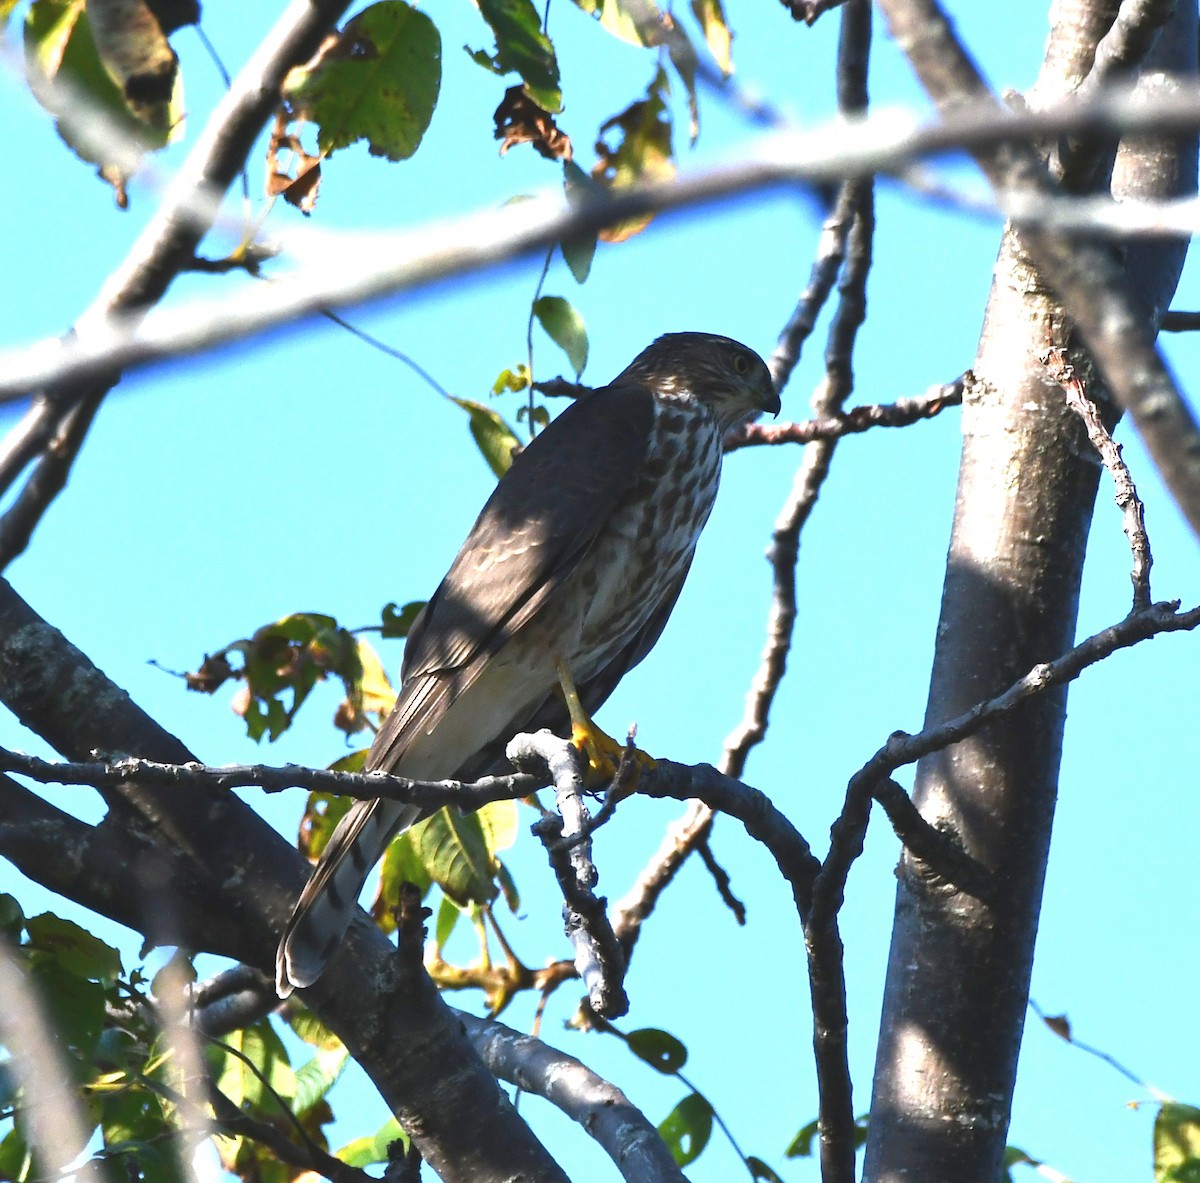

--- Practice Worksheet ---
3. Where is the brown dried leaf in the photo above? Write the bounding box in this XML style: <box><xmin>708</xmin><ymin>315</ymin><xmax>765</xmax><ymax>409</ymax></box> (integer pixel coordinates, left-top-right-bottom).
<box><xmin>185</xmin><ymin>652</ymin><xmax>235</xmax><ymax>694</ymax></box>
<box><xmin>493</xmin><ymin>84</ymin><xmax>572</xmax><ymax>162</ymax></box>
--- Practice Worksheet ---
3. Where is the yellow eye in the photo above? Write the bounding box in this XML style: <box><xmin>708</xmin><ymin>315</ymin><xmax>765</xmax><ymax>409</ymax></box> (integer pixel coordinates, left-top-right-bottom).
<box><xmin>733</xmin><ymin>353</ymin><xmax>751</xmax><ymax>375</ymax></box>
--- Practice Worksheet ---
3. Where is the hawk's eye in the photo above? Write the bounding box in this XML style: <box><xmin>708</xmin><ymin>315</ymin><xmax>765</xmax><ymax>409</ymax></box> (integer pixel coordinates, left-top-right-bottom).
<box><xmin>732</xmin><ymin>353</ymin><xmax>751</xmax><ymax>375</ymax></box>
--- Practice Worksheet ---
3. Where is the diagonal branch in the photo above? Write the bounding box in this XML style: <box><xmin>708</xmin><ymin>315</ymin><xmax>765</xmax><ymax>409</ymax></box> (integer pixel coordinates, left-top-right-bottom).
<box><xmin>0</xmin><ymin>0</ymin><xmax>355</xmax><ymax>569</ymax></box>
<box><xmin>875</xmin><ymin>0</ymin><xmax>1200</xmax><ymax>537</ymax></box>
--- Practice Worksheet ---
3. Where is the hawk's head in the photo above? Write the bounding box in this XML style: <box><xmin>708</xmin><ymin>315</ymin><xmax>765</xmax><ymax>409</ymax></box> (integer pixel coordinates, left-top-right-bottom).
<box><xmin>618</xmin><ymin>332</ymin><xmax>781</xmax><ymax>433</ymax></box>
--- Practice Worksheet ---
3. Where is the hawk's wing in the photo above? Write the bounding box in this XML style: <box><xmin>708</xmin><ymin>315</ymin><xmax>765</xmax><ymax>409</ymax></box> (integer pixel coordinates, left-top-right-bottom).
<box><xmin>366</xmin><ymin>382</ymin><xmax>655</xmax><ymax>775</ymax></box>
<box><xmin>446</xmin><ymin>561</ymin><xmax>693</xmax><ymax>784</ymax></box>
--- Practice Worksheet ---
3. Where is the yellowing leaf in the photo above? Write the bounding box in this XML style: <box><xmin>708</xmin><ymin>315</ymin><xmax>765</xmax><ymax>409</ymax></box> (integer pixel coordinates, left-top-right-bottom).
<box><xmin>592</xmin><ymin>67</ymin><xmax>676</xmax><ymax>242</ymax></box>
<box><xmin>286</xmin><ymin>0</ymin><xmax>441</xmax><ymax>160</ymax></box>
<box><xmin>354</xmin><ymin>637</ymin><xmax>396</xmax><ymax>716</ymax></box>
<box><xmin>450</xmin><ymin>396</ymin><xmax>521</xmax><ymax>478</ymax></box>
<box><xmin>690</xmin><ymin>0</ymin><xmax>732</xmax><ymax>74</ymax></box>
<box><xmin>477</xmin><ymin>799</ymin><xmax>519</xmax><ymax>853</ymax></box>
<box><xmin>1155</xmin><ymin>1103</ymin><xmax>1200</xmax><ymax>1183</ymax></box>
<box><xmin>24</xmin><ymin>0</ymin><xmax>183</xmax><ymax>203</ymax></box>
<box><xmin>533</xmin><ymin>295</ymin><xmax>588</xmax><ymax>377</ymax></box>
<box><xmin>573</xmin><ymin>0</ymin><xmax>666</xmax><ymax>47</ymax></box>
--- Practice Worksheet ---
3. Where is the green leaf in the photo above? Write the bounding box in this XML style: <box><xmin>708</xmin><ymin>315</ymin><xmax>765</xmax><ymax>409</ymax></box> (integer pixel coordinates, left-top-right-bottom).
<box><xmin>409</xmin><ymin>809</ymin><xmax>499</xmax><ymax>908</ymax></box>
<box><xmin>477</xmin><ymin>798</ymin><xmax>519</xmax><ymax>853</ymax></box>
<box><xmin>450</xmin><ymin>397</ymin><xmax>521</xmax><ymax>478</ymax></box>
<box><xmin>0</xmin><ymin>894</ymin><xmax>24</xmax><ymax>940</ymax></box>
<box><xmin>658</xmin><ymin>1092</ymin><xmax>713</xmax><ymax>1167</ymax></box>
<box><xmin>26</xmin><ymin>913</ymin><xmax>121</xmax><ymax>983</ymax></box>
<box><xmin>495</xmin><ymin>858</ymin><xmax>521</xmax><ymax>913</ymax></box>
<box><xmin>24</xmin><ymin>0</ymin><xmax>182</xmax><ymax>201</ymax></box>
<box><xmin>592</xmin><ymin>67</ymin><xmax>675</xmax><ymax>242</ymax></box>
<box><xmin>627</xmin><ymin>1027</ymin><xmax>687</xmax><ymax>1073</ymax></box>
<box><xmin>25</xmin><ymin>958</ymin><xmax>106</xmax><ymax>1070</ymax></box>
<box><xmin>474</xmin><ymin>0</ymin><xmax>561</xmax><ymax>112</ymax></box>
<box><xmin>0</xmin><ymin>1128</ymin><xmax>31</xmax><ymax>1183</ymax></box>
<box><xmin>284</xmin><ymin>1004</ymin><xmax>345</xmax><ymax>1051</ymax></box>
<box><xmin>293</xmin><ymin>1045</ymin><xmax>350</xmax><ymax>1116</ymax></box>
<box><xmin>1156</xmin><ymin>1103</ymin><xmax>1200</xmax><ymax>1182</ymax></box>
<box><xmin>208</xmin><ymin>1021</ymin><xmax>295</xmax><ymax>1114</ymax></box>
<box><xmin>787</xmin><ymin>1113</ymin><xmax>868</xmax><ymax>1159</ymax></box>
<box><xmin>372</xmin><ymin>825</ymin><xmax>435</xmax><ymax>930</ymax></box>
<box><xmin>381</xmin><ymin>600</ymin><xmax>425</xmax><ymax>638</ymax></box>
<box><xmin>747</xmin><ymin>1156</ymin><xmax>785</xmax><ymax>1182</ymax></box>
<box><xmin>785</xmin><ymin>1117</ymin><xmax>819</xmax><ymax>1158</ymax></box>
<box><xmin>560</xmin><ymin>161</ymin><xmax>601</xmax><ymax>282</ymax></box>
<box><xmin>286</xmin><ymin>0</ymin><xmax>441</xmax><ymax>160</ymax></box>
<box><xmin>533</xmin><ymin>296</ymin><xmax>588</xmax><ymax>377</ymax></box>
<box><xmin>434</xmin><ymin>895</ymin><xmax>460</xmax><ymax>950</ymax></box>
<box><xmin>337</xmin><ymin>1116</ymin><xmax>408</xmax><ymax>1167</ymax></box>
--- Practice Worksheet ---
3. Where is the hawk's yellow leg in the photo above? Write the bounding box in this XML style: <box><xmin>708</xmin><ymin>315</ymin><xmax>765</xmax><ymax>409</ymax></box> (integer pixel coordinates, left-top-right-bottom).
<box><xmin>555</xmin><ymin>657</ymin><xmax>656</xmax><ymax>787</ymax></box>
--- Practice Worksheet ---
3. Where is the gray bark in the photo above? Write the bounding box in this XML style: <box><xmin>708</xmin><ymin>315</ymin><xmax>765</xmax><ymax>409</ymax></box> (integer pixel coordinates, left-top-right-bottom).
<box><xmin>863</xmin><ymin>2</ymin><xmax>1197</xmax><ymax>1179</ymax></box>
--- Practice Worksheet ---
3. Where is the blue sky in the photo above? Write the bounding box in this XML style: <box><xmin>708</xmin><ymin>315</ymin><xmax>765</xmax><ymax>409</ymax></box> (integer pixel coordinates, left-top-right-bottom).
<box><xmin>3</xmin><ymin>2</ymin><xmax>1200</xmax><ymax>1180</ymax></box>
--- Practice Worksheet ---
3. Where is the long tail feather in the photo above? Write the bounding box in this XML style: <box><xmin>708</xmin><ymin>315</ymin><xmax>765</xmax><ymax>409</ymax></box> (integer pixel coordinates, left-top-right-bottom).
<box><xmin>275</xmin><ymin>798</ymin><xmax>421</xmax><ymax>996</ymax></box>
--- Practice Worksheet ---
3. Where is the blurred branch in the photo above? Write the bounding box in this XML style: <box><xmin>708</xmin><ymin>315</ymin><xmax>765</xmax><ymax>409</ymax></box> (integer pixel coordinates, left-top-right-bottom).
<box><xmin>875</xmin><ymin>0</ymin><xmax>1200</xmax><ymax>535</ymax></box>
<box><xmin>0</xmin><ymin>390</ymin><xmax>104</xmax><ymax>568</ymax></box>
<box><xmin>0</xmin><ymin>940</ymin><xmax>106</xmax><ymax>1183</ymax></box>
<box><xmin>9</xmin><ymin>85</ymin><xmax>1200</xmax><ymax>404</ymax></box>
<box><xmin>461</xmin><ymin>1013</ymin><xmax>688</xmax><ymax>1183</ymax></box>
<box><xmin>781</xmin><ymin>0</ymin><xmax>852</xmax><ymax>25</ymax></box>
<box><xmin>0</xmin><ymin>0</ymin><xmax>354</xmax><ymax>569</ymax></box>
<box><xmin>1161</xmin><ymin>309</ymin><xmax>1200</xmax><ymax>329</ymax></box>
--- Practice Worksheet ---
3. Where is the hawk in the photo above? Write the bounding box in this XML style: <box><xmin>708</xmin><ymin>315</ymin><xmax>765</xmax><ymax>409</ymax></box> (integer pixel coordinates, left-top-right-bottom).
<box><xmin>276</xmin><ymin>332</ymin><xmax>779</xmax><ymax>995</ymax></box>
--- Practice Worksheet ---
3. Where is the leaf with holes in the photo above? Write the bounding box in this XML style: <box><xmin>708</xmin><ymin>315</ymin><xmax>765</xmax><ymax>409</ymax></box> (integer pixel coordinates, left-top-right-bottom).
<box><xmin>286</xmin><ymin>0</ymin><xmax>441</xmax><ymax>160</ymax></box>
<box><xmin>658</xmin><ymin>1092</ymin><xmax>713</xmax><ymax>1166</ymax></box>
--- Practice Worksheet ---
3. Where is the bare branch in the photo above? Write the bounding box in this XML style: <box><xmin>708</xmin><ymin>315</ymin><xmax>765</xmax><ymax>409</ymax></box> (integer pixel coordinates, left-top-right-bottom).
<box><xmin>1041</xmin><ymin>346</ymin><xmax>1153</xmax><ymax>610</ymax></box>
<box><xmin>725</xmin><ymin>376</ymin><xmax>964</xmax><ymax>451</ymax></box>
<box><xmin>0</xmin><ymin>746</ymin><xmax>540</xmax><ymax>810</ymax></box>
<box><xmin>814</xmin><ymin>597</ymin><xmax>1200</xmax><ymax>927</ymax></box>
<box><xmin>507</xmin><ymin>731</ymin><xmax>629</xmax><ymax>1020</ymax></box>
<box><xmin>461</xmin><ymin>1014</ymin><xmax>688</xmax><ymax>1183</ymax></box>
<box><xmin>1161</xmin><ymin>309</ymin><xmax>1200</xmax><ymax>329</ymax></box>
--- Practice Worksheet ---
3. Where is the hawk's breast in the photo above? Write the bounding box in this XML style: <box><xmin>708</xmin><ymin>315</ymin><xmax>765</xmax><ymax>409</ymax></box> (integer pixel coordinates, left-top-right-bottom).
<box><xmin>571</xmin><ymin>395</ymin><xmax>724</xmax><ymax>678</ymax></box>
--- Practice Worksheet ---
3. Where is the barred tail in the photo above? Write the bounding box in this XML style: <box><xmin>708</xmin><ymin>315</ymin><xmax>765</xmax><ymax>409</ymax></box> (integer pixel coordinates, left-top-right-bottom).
<box><xmin>275</xmin><ymin>798</ymin><xmax>422</xmax><ymax>996</ymax></box>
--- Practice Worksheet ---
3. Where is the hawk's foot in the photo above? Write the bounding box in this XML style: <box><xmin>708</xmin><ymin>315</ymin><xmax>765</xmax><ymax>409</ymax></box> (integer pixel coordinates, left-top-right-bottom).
<box><xmin>556</xmin><ymin>655</ymin><xmax>655</xmax><ymax>792</ymax></box>
<box><xmin>569</xmin><ymin>717</ymin><xmax>656</xmax><ymax>791</ymax></box>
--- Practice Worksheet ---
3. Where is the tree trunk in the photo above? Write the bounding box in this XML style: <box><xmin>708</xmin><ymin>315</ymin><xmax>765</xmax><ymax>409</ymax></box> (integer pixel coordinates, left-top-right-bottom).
<box><xmin>862</xmin><ymin>2</ymin><xmax>1197</xmax><ymax>1179</ymax></box>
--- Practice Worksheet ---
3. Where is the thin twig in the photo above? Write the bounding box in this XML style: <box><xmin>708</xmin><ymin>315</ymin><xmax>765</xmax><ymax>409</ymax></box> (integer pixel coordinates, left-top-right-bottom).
<box><xmin>813</xmin><ymin>598</ymin><xmax>1200</xmax><ymax>927</ymax></box>
<box><xmin>725</xmin><ymin>376</ymin><xmax>964</xmax><ymax>451</ymax></box>
<box><xmin>0</xmin><ymin>747</ymin><xmax>540</xmax><ymax>809</ymax></box>
<box><xmin>1041</xmin><ymin>346</ymin><xmax>1153</xmax><ymax>611</ymax></box>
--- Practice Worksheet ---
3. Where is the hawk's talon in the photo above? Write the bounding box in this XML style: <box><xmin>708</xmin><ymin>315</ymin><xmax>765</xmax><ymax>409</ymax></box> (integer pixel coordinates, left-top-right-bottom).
<box><xmin>569</xmin><ymin>719</ymin><xmax>655</xmax><ymax>791</ymax></box>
